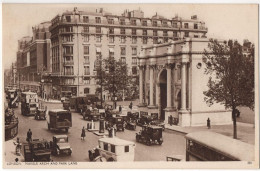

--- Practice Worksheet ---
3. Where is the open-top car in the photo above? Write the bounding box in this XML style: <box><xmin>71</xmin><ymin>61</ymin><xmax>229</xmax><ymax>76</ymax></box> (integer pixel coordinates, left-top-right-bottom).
<box><xmin>136</xmin><ymin>125</ymin><xmax>163</xmax><ymax>146</ymax></box>
<box><xmin>51</xmin><ymin>135</ymin><xmax>72</xmax><ymax>156</ymax></box>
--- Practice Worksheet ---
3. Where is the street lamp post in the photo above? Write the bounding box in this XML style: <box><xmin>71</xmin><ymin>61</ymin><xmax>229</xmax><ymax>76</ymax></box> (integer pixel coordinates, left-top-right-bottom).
<box><xmin>99</xmin><ymin>54</ymin><xmax>103</xmax><ymax>107</ymax></box>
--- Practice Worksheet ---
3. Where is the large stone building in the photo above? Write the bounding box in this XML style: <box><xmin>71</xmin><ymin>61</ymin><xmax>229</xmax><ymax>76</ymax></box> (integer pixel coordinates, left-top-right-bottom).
<box><xmin>16</xmin><ymin>22</ymin><xmax>51</xmax><ymax>97</ymax></box>
<box><xmin>138</xmin><ymin>38</ymin><xmax>232</xmax><ymax>126</ymax></box>
<box><xmin>49</xmin><ymin>7</ymin><xmax>208</xmax><ymax>98</ymax></box>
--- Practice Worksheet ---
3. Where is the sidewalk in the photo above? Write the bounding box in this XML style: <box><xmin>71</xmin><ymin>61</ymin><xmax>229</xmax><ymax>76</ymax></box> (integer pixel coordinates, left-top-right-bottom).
<box><xmin>4</xmin><ymin>139</ymin><xmax>24</xmax><ymax>162</ymax></box>
<box><xmin>165</xmin><ymin>122</ymin><xmax>255</xmax><ymax>145</ymax></box>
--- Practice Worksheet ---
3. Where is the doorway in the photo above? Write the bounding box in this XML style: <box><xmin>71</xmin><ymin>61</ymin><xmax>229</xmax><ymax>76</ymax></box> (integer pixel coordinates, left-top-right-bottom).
<box><xmin>159</xmin><ymin>69</ymin><xmax>167</xmax><ymax>120</ymax></box>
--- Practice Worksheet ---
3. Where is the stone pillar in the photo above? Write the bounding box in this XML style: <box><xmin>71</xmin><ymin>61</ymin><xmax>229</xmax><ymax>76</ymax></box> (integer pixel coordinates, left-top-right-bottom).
<box><xmin>149</xmin><ymin>65</ymin><xmax>154</xmax><ymax>106</ymax></box>
<box><xmin>156</xmin><ymin>83</ymin><xmax>159</xmax><ymax>106</ymax></box>
<box><xmin>166</xmin><ymin>64</ymin><xmax>172</xmax><ymax>108</ymax></box>
<box><xmin>180</xmin><ymin>62</ymin><xmax>187</xmax><ymax>111</ymax></box>
<box><xmin>139</xmin><ymin>66</ymin><xmax>144</xmax><ymax>105</ymax></box>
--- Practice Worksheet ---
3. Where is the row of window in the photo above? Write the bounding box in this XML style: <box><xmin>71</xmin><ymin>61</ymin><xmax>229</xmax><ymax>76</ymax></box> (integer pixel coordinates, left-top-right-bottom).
<box><xmin>63</xmin><ymin>46</ymin><xmax>138</xmax><ymax>56</ymax></box>
<box><xmin>63</xmin><ymin>78</ymin><xmax>91</xmax><ymax>85</ymax></box>
<box><xmin>64</xmin><ymin>66</ymin><xmax>90</xmax><ymax>76</ymax></box>
<box><xmin>65</xmin><ymin>15</ymin><xmax>200</xmax><ymax>29</ymax></box>
<box><xmin>61</xmin><ymin>34</ymin><xmax>174</xmax><ymax>44</ymax></box>
<box><xmin>63</xmin><ymin>65</ymin><xmax>138</xmax><ymax>76</ymax></box>
<box><xmin>102</xmin><ymin>143</ymin><xmax>129</xmax><ymax>153</ymax></box>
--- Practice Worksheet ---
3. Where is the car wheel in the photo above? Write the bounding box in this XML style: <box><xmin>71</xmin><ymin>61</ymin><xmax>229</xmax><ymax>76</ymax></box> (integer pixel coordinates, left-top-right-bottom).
<box><xmin>107</xmin><ymin>157</ymin><xmax>115</xmax><ymax>162</ymax></box>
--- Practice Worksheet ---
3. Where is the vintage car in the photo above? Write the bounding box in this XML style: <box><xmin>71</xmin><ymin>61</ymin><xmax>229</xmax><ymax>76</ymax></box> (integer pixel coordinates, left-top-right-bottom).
<box><xmin>47</xmin><ymin>109</ymin><xmax>72</xmax><ymax>132</ymax></box>
<box><xmin>137</xmin><ymin>115</ymin><xmax>153</xmax><ymax>126</ymax></box>
<box><xmin>136</xmin><ymin>125</ymin><xmax>163</xmax><ymax>146</ymax></box>
<box><xmin>83</xmin><ymin>108</ymin><xmax>101</xmax><ymax>121</ymax></box>
<box><xmin>150</xmin><ymin>120</ymin><xmax>165</xmax><ymax>131</ymax></box>
<box><xmin>35</xmin><ymin>108</ymin><xmax>46</xmax><ymax>120</ymax></box>
<box><xmin>23</xmin><ymin>139</ymin><xmax>51</xmax><ymax>162</ymax></box>
<box><xmin>75</xmin><ymin>96</ymin><xmax>88</xmax><ymax>113</ymax></box>
<box><xmin>106</xmin><ymin>117</ymin><xmax>124</xmax><ymax>131</ymax></box>
<box><xmin>88</xmin><ymin>135</ymin><xmax>136</xmax><ymax>162</ymax></box>
<box><xmin>51</xmin><ymin>135</ymin><xmax>72</xmax><ymax>156</ymax></box>
<box><xmin>125</xmin><ymin>120</ymin><xmax>136</xmax><ymax>130</ymax></box>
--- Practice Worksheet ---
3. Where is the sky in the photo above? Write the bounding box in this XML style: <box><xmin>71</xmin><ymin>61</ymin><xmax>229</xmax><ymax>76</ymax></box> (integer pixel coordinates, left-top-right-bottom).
<box><xmin>2</xmin><ymin>3</ymin><xmax>258</xmax><ymax>70</ymax></box>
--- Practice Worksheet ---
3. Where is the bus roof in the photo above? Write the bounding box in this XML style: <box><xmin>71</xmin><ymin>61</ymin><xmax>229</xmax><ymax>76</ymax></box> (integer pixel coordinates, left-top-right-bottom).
<box><xmin>99</xmin><ymin>137</ymin><xmax>135</xmax><ymax>146</ymax></box>
<box><xmin>22</xmin><ymin>92</ymin><xmax>37</xmax><ymax>95</ymax></box>
<box><xmin>185</xmin><ymin>131</ymin><xmax>254</xmax><ymax>161</ymax></box>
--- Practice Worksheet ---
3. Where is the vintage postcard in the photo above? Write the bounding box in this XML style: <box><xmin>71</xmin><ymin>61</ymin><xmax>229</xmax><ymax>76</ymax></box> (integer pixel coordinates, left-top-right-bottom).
<box><xmin>2</xmin><ymin>3</ymin><xmax>259</xmax><ymax>169</ymax></box>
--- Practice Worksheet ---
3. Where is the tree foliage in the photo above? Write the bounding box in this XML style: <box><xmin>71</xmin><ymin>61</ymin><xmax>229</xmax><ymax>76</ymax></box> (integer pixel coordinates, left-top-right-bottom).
<box><xmin>203</xmin><ymin>39</ymin><xmax>254</xmax><ymax>138</ymax></box>
<box><xmin>95</xmin><ymin>56</ymin><xmax>131</xmax><ymax>100</ymax></box>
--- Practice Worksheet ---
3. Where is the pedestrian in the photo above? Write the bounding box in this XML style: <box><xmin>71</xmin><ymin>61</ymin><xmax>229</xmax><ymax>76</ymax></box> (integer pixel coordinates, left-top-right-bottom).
<box><xmin>119</xmin><ymin>105</ymin><xmax>122</xmax><ymax>113</ymax></box>
<box><xmin>129</xmin><ymin>101</ymin><xmax>133</xmax><ymax>110</ymax></box>
<box><xmin>81</xmin><ymin>126</ymin><xmax>86</xmax><ymax>140</ymax></box>
<box><xmin>27</xmin><ymin>129</ymin><xmax>32</xmax><ymax>142</ymax></box>
<box><xmin>207</xmin><ymin>118</ymin><xmax>211</xmax><ymax>129</ymax></box>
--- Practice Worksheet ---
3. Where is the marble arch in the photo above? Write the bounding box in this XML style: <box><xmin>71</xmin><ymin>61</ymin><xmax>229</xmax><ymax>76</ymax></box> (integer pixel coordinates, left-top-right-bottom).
<box><xmin>138</xmin><ymin>38</ymin><xmax>232</xmax><ymax>127</ymax></box>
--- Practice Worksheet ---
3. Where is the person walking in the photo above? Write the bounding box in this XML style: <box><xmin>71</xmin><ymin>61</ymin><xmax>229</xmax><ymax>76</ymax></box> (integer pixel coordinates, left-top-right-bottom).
<box><xmin>207</xmin><ymin>118</ymin><xmax>211</xmax><ymax>129</ymax></box>
<box><xmin>27</xmin><ymin>129</ymin><xmax>32</xmax><ymax>142</ymax></box>
<box><xmin>129</xmin><ymin>101</ymin><xmax>133</xmax><ymax>110</ymax></box>
<box><xmin>119</xmin><ymin>105</ymin><xmax>122</xmax><ymax>113</ymax></box>
<box><xmin>81</xmin><ymin>127</ymin><xmax>86</xmax><ymax>140</ymax></box>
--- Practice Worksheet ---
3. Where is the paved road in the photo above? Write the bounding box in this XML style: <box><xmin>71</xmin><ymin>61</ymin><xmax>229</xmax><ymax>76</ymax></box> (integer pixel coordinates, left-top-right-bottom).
<box><xmin>7</xmin><ymin>102</ymin><xmax>186</xmax><ymax>162</ymax></box>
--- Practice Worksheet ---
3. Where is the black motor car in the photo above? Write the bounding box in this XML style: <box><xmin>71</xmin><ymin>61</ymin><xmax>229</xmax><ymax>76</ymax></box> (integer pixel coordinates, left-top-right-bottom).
<box><xmin>136</xmin><ymin>125</ymin><xmax>163</xmax><ymax>146</ymax></box>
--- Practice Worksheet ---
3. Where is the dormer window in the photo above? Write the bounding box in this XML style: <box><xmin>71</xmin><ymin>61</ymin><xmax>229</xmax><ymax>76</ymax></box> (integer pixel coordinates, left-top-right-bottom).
<box><xmin>95</xmin><ymin>17</ymin><xmax>101</xmax><ymax>23</ymax></box>
<box><xmin>83</xmin><ymin>16</ymin><xmax>89</xmax><ymax>23</ymax></box>
<box><xmin>131</xmin><ymin>20</ymin><xmax>137</xmax><ymax>26</ymax></box>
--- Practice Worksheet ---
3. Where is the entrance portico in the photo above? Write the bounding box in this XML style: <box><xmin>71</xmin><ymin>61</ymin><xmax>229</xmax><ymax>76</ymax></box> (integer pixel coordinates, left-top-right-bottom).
<box><xmin>138</xmin><ymin>38</ymin><xmax>232</xmax><ymax>127</ymax></box>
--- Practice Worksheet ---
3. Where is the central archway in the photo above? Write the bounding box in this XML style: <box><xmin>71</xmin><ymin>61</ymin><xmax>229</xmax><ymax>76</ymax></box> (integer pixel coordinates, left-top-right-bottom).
<box><xmin>158</xmin><ymin>69</ymin><xmax>167</xmax><ymax>120</ymax></box>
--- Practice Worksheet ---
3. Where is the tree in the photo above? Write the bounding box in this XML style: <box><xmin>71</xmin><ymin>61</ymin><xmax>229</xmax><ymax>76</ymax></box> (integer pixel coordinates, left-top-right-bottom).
<box><xmin>95</xmin><ymin>56</ymin><xmax>130</xmax><ymax>108</ymax></box>
<box><xmin>95</xmin><ymin>55</ymin><xmax>106</xmax><ymax>107</ymax></box>
<box><xmin>203</xmin><ymin>39</ymin><xmax>254</xmax><ymax>139</ymax></box>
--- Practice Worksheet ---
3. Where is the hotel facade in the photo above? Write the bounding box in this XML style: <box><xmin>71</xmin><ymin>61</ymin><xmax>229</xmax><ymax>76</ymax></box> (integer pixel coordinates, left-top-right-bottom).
<box><xmin>16</xmin><ymin>22</ymin><xmax>51</xmax><ymax>98</ymax></box>
<box><xmin>49</xmin><ymin>7</ymin><xmax>208</xmax><ymax>98</ymax></box>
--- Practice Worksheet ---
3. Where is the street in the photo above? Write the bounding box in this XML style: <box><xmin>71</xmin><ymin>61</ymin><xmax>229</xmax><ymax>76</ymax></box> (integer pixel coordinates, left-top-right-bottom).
<box><xmin>6</xmin><ymin>101</ymin><xmax>186</xmax><ymax>162</ymax></box>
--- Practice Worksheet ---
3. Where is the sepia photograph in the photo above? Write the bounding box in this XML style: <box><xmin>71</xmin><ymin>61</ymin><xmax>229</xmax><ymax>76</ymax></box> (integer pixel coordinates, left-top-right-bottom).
<box><xmin>2</xmin><ymin>3</ymin><xmax>259</xmax><ymax>169</ymax></box>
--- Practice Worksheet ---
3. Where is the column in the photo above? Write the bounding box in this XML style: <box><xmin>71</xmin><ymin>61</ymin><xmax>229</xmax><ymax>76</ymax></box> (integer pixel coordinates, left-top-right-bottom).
<box><xmin>166</xmin><ymin>64</ymin><xmax>172</xmax><ymax>108</ymax></box>
<box><xmin>139</xmin><ymin>66</ymin><xmax>144</xmax><ymax>105</ymax></box>
<box><xmin>149</xmin><ymin>65</ymin><xmax>154</xmax><ymax>106</ymax></box>
<box><xmin>156</xmin><ymin>83</ymin><xmax>159</xmax><ymax>106</ymax></box>
<box><xmin>181</xmin><ymin>62</ymin><xmax>187</xmax><ymax>111</ymax></box>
